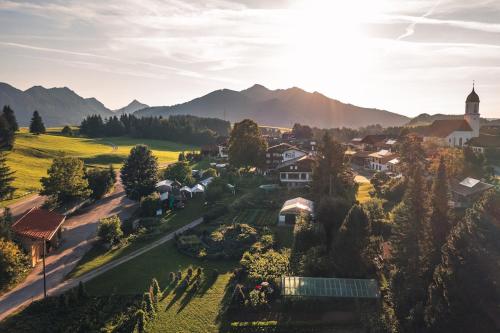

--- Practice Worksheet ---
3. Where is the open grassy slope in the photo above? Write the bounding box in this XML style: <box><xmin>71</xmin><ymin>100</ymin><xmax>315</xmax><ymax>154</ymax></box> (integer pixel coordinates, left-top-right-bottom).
<box><xmin>2</xmin><ymin>129</ymin><xmax>197</xmax><ymax>206</ymax></box>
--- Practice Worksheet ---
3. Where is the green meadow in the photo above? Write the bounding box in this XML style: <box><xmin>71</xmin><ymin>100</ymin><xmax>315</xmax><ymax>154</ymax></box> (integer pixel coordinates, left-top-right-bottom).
<box><xmin>2</xmin><ymin>129</ymin><xmax>198</xmax><ymax>206</ymax></box>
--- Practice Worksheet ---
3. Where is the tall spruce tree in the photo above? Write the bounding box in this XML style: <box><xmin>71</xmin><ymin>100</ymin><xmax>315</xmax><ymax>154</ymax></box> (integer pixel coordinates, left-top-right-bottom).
<box><xmin>425</xmin><ymin>188</ymin><xmax>500</xmax><ymax>333</ymax></box>
<box><xmin>121</xmin><ymin>145</ymin><xmax>158</xmax><ymax>200</ymax></box>
<box><xmin>429</xmin><ymin>156</ymin><xmax>451</xmax><ymax>265</ymax></box>
<box><xmin>0</xmin><ymin>152</ymin><xmax>15</xmax><ymax>200</ymax></box>
<box><xmin>29</xmin><ymin>110</ymin><xmax>46</xmax><ymax>134</ymax></box>
<box><xmin>390</xmin><ymin>164</ymin><xmax>432</xmax><ymax>331</ymax></box>
<box><xmin>2</xmin><ymin>106</ymin><xmax>18</xmax><ymax>132</ymax></box>
<box><xmin>0</xmin><ymin>116</ymin><xmax>15</xmax><ymax>150</ymax></box>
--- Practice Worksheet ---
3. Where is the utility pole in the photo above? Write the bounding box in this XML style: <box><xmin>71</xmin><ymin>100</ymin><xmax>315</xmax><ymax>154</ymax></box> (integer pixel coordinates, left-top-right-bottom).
<box><xmin>42</xmin><ymin>238</ymin><xmax>47</xmax><ymax>298</ymax></box>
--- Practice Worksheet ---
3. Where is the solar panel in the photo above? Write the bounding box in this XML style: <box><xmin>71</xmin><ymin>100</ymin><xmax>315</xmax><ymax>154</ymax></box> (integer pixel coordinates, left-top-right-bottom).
<box><xmin>281</xmin><ymin>276</ymin><xmax>380</xmax><ymax>299</ymax></box>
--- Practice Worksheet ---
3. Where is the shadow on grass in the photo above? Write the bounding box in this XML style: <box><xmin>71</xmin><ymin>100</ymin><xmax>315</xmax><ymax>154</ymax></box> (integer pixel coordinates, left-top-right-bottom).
<box><xmin>215</xmin><ymin>273</ymin><xmax>238</xmax><ymax>333</ymax></box>
<box><xmin>82</xmin><ymin>154</ymin><xmax>125</xmax><ymax>165</ymax></box>
<box><xmin>160</xmin><ymin>282</ymin><xmax>177</xmax><ymax>301</ymax></box>
<box><xmin>165</xmin><ymin>279</ymin><xmax>189</xmax><ymax>311</ymax></box>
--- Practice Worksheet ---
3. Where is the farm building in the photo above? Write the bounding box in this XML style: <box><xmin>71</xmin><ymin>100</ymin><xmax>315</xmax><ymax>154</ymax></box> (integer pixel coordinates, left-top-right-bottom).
<box><xmin>278</xmin><ymin>197</ymin><xmax>314</xmax><ymax>226</ymax></box>
<box><xmin>11</xmin><ymin>207</ymin><xmax>66</xmax><ymax>267</ymax></box>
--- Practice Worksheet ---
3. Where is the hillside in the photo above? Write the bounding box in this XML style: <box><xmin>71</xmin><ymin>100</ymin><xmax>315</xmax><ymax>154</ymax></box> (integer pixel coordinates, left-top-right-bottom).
<box><xmin>135</xmin><ymin>84</ymin><xmax>410</xmax><ymax>128</ymax></box>
<box><xmin>1</xmin><ymin>129</ymin><xmax>197</xmax><ymax>206</ymax></box>
<box><xmin>0</xmin><ymin>82</ymin><xmax>115</xmax><ymax>126</ymax></box>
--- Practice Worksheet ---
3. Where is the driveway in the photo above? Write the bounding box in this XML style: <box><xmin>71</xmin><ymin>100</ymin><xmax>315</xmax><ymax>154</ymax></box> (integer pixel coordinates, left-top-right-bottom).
<box><xmin>1</xmin><ymin>194</ymin><xmax>46</xmax><ymax>220</ymax></box>
<box><xmin>0</xmin><ymin>178</ymin><xmax>136</xmax><ymax>321</ymax></box>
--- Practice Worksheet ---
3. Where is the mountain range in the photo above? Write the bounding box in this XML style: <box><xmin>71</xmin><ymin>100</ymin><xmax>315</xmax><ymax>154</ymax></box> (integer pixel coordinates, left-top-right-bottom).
<box><xmin>136</xmin><ymin>84</ymin><xmax>410</xmax><ymax>128</ymax></box>
<box><xmin>0</xmin><ymin>83</ymin><xmax>148</xmax><ymax>126</ymax></box>
<box><xmin>0</xmin><ymin>82</ymin><xmax>410</xmax><ymax>128</ymax></box>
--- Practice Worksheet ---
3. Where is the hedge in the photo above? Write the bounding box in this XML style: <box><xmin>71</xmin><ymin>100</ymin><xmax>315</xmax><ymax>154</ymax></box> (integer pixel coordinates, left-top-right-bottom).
<box><xmin>229</xmin><ymin>320</ymin><xmax>358</xmax><ymax>333</ymax></box>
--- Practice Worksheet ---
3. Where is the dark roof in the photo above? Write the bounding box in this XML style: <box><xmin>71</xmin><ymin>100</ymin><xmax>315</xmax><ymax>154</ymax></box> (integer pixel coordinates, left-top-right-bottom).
<box><xmin>426</xmin><ymin>119</ymin><xmax>472</xmax><ymax>138</ymax></box>
<box><xmin>467</xmin><ymin>135</ymin><xmax>500</xmax><ymax>148</ymax></box>
<box><xmin>12</xmin><ymin>207</ymin><xmax>66</xmax><ymax>241</ymax></box>
<box><xmin>360</xmin><ymin>135</ymin><xmax>387</xmax><ymax>145</ymax></box>
<box><xmin>267</xmin><ymin>143</ymin><xmax>297</xmax><ymax>153</ymax></box>
<box><xmin>466</xmin><ymin>87</ymin><xmax>480</xmax><ymax>103</ymax></box>
<box><xmin>450</xmin><ymin>178</ymin><xmax>494</xmax><ymax>197</ymax></box>
<box><xmin>276</xmin><ymin>155</ymin><xmax>315</xmax><ymax>171</ymax></box>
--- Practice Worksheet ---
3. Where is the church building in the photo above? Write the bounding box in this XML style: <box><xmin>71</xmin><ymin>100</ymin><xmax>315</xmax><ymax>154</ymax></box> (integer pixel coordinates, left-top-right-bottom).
<box><xmin>424</xmin><ymin>85</ymin><xmax>481</xmax><ymax>147</ymax></box>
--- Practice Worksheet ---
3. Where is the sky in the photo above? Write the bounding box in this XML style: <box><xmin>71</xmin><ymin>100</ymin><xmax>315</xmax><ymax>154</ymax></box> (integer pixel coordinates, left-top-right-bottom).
<box><xmin>0</xmin><ymin>0</ymin><xmax>499</xmax><ymax>118</ymax></box>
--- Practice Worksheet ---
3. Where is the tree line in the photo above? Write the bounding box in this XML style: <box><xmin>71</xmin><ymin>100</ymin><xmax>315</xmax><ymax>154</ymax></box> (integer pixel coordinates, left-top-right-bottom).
<box><xmin>80</xmin><ymin>114</ymin><xmax>230</xmax><ymax>145</ymax></box>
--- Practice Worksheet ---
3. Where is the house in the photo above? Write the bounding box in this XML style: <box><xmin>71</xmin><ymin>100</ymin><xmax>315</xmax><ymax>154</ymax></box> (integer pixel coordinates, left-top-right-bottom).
<box><xmin>278</xmin><ymin>197</ymin><xmax>314</xmax><ymax>226</ymax></box>
<box><xmin>387</xmin><ymin>157</ymin><xmax>401</xmax><ymax>174</ymax></box>
<box><xmin>423</xmin><ymin>85</ymin><xmax>481</xmax><ymax>147</ymax></box>
<box><xmin>450</xmin><ymin>177</ymin><xmax>494</xmax><ymax>208</ymax></box>
<box><xmin>466</xmin><ymin>134</ymin><xmax>500</xmax><ymax>154</ymax></box>
<box><xmin>349</xmin><ymin>150</ymin><xmax>372</xmax><ymax>169</ymax></box>
<box><xmin>276</xmin><ymin>155</ymin><xmax>315</xmax><ymax>187</ymax></box>
<box><xmin>265</xmin><ymin>143</ymin><xmax>307</xmax><ymax>171</ymax></box>
<box><xmin>11</xmin><ymin>207</ymin><xmax>66</xmax><ymax>267</ymax></box>
<box><xmin>348</xmin><ymin>137</ymin><xmax>363</xmax><ymax>150</ymax></box>
<box><xmin>360</xmin><ymin>135</ymin><xmax>388</xmax><ymax>151</ymax></box>
<box><xmin>368</xmin><ymin>149</ymin><xmax>398</xmax><ymax>172</ymax></box>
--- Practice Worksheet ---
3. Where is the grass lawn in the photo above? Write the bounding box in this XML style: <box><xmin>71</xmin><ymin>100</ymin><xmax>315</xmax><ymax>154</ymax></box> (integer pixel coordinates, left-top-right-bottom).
<box><xmin>68</xmin><ymin>197</ymin><xmax>206</xmax><ymax>279</ymax></box>
<box><xmin>355</xmin><ymin>175</ymin><xmax>373</xmax><ymax>204</ymax></box>
<box><xmin>86</xmin><ymin>241</ymin><xmax>237</xmax><ymax>333</ymax></box>
<box><xmin>2</xmin><ymin>129</ymin><xmax>197</xmax><ymax>206</ymax></box>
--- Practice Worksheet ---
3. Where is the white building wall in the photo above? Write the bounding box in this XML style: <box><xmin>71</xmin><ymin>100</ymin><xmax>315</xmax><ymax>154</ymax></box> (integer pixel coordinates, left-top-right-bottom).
<box><xmin>445</xmin><ymin>131</ymin><xmax>473</xmax><ymax>147</ymax></box>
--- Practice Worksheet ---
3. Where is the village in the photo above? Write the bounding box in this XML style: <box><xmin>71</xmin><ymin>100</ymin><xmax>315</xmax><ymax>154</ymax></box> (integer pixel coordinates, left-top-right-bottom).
<box><xmin>0</xmin><ymin>86</ymin><xmax>498</xmax><ymax>332</ymax></box>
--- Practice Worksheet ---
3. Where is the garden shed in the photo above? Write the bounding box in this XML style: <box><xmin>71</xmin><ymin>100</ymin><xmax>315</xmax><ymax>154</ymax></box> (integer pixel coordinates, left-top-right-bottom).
<box><xmin>278</xmin><ymin>197</ymin><xmax>314</xmax><ymax>226</ymax></box>
<box><xmin>281</xmin><ymin>276</ymin><xmax>380</xmax><ymax>299</ymax></box>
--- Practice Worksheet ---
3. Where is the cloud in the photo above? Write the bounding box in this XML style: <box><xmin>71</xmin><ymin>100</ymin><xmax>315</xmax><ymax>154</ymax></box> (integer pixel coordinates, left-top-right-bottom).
<box><xmin>397</xmin><ymin>0</ymin><xmax>442</xmax><ymax>39</ymax></box>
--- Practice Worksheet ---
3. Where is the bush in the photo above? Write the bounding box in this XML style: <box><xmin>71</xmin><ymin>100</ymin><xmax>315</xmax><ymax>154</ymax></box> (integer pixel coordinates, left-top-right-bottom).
<box><xmin>98</xmin><ymin>215</ymin><xmax>123</xmax><ymax>246</ymax></box>
<box><xmin>0</xmin><ymin>239</ymin><xmax>30</xmax><ymax>292</ymax></box>
<box><xmin>203</xmin><ymin>168</ymin><xmax>218</xmax><ymax>178</ymax></box>
<box><xmin>205</xmin><ymin>177</ymin><xmax>228</xmax><ymax>204</ymax></box>
<box><xmin>139</xmin><ymin>192</ymin><xmax>161</xmax><ymax>217</ymax></box>
<box><xmin>86</xmin><ymin>166</ymin><xmax>116</xmax><ymax>199</ymax></box>
<box><xmin>240</xmin><ymin>249</ymin><xmax>290</xmax><ymax>284</ymax></box>
<box><xmin>248</xmin><ymin>289</ymin><xmax>267</xmax><ymax>309</ymax></box>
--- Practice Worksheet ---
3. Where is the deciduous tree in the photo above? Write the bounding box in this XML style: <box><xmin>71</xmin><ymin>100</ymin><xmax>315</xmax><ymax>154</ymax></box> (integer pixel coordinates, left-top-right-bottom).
<box><xmin>40</xmin><ymin>157</ymin><xmax>91</xmax><ymax>204</ymax></box>
<box><xmin>228</xmin><ymin>119</ymin><xmax>267</xmax><ymax>169</ymax></box>
<box><xmin>121</xmin><ymin>145</ymin><xmax>158</xmax><ymax>200</ymax></box>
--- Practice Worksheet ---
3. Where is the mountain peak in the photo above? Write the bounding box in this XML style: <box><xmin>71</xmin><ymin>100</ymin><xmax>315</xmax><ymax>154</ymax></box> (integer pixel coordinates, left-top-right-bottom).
<box><xmin>115</xmin><ymin>99</ymin><xmax>149</xmax><ymax>114</ymax></box>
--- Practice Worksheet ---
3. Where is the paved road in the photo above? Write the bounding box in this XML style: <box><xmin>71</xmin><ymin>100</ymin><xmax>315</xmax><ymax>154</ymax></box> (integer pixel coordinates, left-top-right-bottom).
<box><xmin>0</xmin><ymin>178</ymin><xmax>136</xmax><ymax>321</ymax></box>
<box><xmin>52</xmin><ymin>217</ymin><xmax>204</xmax><ymax>295</ymax></box>
<box><xmin>1</xmin><ymin>194</ymin><xmax>46</xmax><ymax>220</ymax></box>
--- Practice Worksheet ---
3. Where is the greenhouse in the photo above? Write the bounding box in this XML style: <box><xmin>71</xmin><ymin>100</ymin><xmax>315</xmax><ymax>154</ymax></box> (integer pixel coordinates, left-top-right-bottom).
<box><xmin>281</xmin><ymin>276</ymin><xmax>380</xmax><ymax>299</ymax></box>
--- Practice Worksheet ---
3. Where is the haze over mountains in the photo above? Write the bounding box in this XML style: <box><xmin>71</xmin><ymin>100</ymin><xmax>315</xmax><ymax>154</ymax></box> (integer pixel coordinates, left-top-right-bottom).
<box><xmin>0</xmin><ymin>82</ymin><xmax>411</xmax><ymax>128</ymax></box>
<box><xmin>137</xmin><ymin>84</ymin><xmax>410</xmax><ymax>128</ymax></box>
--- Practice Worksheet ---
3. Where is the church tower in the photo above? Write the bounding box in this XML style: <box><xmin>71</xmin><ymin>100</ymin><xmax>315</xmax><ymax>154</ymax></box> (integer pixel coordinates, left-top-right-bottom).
<box><xmin>464</xmin><ymin>83</ymin><xmax>480</xmax><ymax>138</ymax></box>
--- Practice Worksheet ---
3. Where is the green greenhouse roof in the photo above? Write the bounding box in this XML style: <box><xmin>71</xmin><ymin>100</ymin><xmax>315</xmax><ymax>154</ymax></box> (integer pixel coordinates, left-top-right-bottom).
<box><xmin>281</xmin><ymin>276</ymin><xmax>380</xmax><ymax>299</ymax></box>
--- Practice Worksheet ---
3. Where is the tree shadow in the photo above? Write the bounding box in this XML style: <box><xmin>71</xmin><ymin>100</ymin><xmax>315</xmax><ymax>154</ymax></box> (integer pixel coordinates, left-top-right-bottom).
<box><xmin>164</xmin><ymin>279</ymin><xmax>188</xmax><ymax>311</ymax></box>
<box><xmin>160</xmin><ymin>281</ymin><xmax>177</xmax><ymax>301</ymax></box>
<box><xmin>176</xmin><ymin>279</ymin><xmax>200</xmax><ymax>313</ymax></box>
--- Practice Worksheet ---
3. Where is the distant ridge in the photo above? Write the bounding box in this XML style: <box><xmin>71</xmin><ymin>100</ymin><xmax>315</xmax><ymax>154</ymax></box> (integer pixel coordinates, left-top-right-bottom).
<box><xmin>114</xmin><ymin>99</ymin><xmax>149</xmax><ymax>115</ymax></box>
<box><xmin>135</xmin><ymin>84</ymin><xmax>410</xmax><ymax>128</ymax></box>
<box><xmin>0</xmin><ymin>82</ymin><xmax>113</xmax><ymax>126</ymax></box>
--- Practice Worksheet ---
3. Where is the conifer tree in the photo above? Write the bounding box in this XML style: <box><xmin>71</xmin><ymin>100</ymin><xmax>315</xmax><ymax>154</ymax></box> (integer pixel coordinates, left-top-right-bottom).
<box><xmin>29</xmin><ymin>110</ymin><xmax>46</xmax><ymax>134</ymax></box>
<box><xmin>142</xmin><ymin>291</ymin><xmax>156</xmax><ymax>318</ymax></box>
<box><xmin>429</xmin><ymin>156</ymin><xmax>451</xmax><ymax>265</ymax></box>
<box><xmin>390</xmin><ymin>164</ymin><xmax>432</xmax><ymax>331</ymax></box>
<box><xmin>0</xmin><ymin>152</ymin><xmax>15</xmax><ymax>200</ymax></box>
<box><xmin>0</xmin><ymin>115</ymin><xmax>15</xmax><ymax>150</ymax></box>
<box><xmin>150</xmin><ymin>278</ymin><xmax>162</xmax><ymax>309</ymax></box>
<box><xmin>0</xmin><ymin>207</ymin><xmax>13</xmax><ymax>239</ymax></box>
<box><xmin>2</xmin><ymin>106</ymin><xmax>18</xmax><ymax>132</ymax></box>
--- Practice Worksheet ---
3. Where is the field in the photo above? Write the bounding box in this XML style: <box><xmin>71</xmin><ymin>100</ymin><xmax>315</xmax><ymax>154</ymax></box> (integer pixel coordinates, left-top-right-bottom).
<box><xmin>2</xmin><ymin>129</ymin><xmax>197</xmax><ymax>206</ymax></box>
<box><xmin>355</xmin><ymin>175</ymin><xmax>373</xmax><ymax>203</ymax></box>
<box><xmin>86</xmin><ymin>240</ymin><xmax>237</xmax><ymax>333</ymax></box>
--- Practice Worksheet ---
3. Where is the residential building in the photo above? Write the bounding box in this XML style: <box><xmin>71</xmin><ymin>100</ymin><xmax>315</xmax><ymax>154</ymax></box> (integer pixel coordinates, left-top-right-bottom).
<box><xmin>265</xmin><ymin>143</ymin><xmax>307</xmax><ymax>170</ymax></box>
<box><xmin>360</xmin><ymin>135</ymin><xmax>388</xmax><ymax>151</ymax></box>
<box><xmin>368</xmin><ymin>149</ymin><xmax>398</xmax><ymax>171</ymax></box>
<box><xmin>450</xmin><ymin>177</ymin><xmax>494</xmax><ymax>208</ymax></box>
<box><xmin>277</xmin><ymin>155</ymin><xmax>315</xmax><ymax>187</ymax></box>
<box><xmin>11</xmin><ymin>207</ymin><xmax>66</xmax><ymax>267</ymax></box>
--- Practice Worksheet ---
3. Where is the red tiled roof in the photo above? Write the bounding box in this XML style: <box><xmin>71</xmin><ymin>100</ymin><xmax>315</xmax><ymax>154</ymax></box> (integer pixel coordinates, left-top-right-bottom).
<box><xmin>426</xmin><ymin>119</ymin><xmax>472</xmax><ymax>138</ymax></box>
<box><xmin>11</xmin><ymin>207</ymin><xmax>66</xmax><ymax>240</ymax></box>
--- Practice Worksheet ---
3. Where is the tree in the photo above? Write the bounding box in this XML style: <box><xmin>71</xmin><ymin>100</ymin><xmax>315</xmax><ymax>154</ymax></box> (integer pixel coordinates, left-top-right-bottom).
<box><xmin>40</xmin><ymin>157</ymin><xmax>91</xmax><ymax>204</ymax></box>
<box><xmin>292</xmin><ymin>123</ymin><xmax>313</xmax><ymax>140</ymax></box>
<box><xmin>163</xmin><ymin>161</ymin><xmax>193</xmax><ymax>185</ymax></box>
<box><xmin>61</xmin><ymin>125</ymin><xmax>73</xmax><ymax>136</ymax></box>
<box><xmin>203</xmin><ymin>167</ymin><xmax>217</xmax><ymax>178</ymax></box>
<box><xmin>425</xmin><ymin>189</ymin><xmax>500</xmax><ymax>333</ymax></box>
<box><xmin>429</xmin><ymin>157</ymin><xmax>451</xmax><ymax>264</ymax></box>
<box><xmin>140</xmin><ymin>192</ymin><xmax>161</xmax><ymax>217</ymax></box>
<box><xmin>334</xmin><ymin>204</ymin><xmax>372</xmax><ymax>277</ymax></box>
<box><xmin>390</xmin><ymin>164</ymin><xmax>432</xmax><ymax>331</ymax></box>
<box><xmin>0</xmin><ymin>115</ymin><xmax>15</xmax><ymax>150</ymax></box>
<box><xmin>2</xmin><ymin>106</ymin><xmax>18</xmax><ymax>132</ymax></box>
<box><xmin>29</xmin><ymin>110</ymin><xmax>46</xmax><ymax>134</ymax></box>
<box><xmin>205</xmin><ymin>177</ymin><xmax>228</xmax><ymax>204</ymax></box>
<box><xmin>240</xmin><ymin>249</ymin><xmax>290</xmax><ymax>284</ymax></box>
<box><xmin>0</xmin><ymin>152</ymin><xmax>15</xmax><ymax>201</ymax></box>
<box><xmin>98</xmin><ymin>215</ymin><xmax>123</xmax><ymax>246</ymax></box>
<box><xmin>0</xmin><ymin>208</ymin><xmax>13</xmax><ymax>239</ymax></box>
<box><xmin>313</xmin><ymin>132</ymin><xmax>356</xmax><ymax>201</ymax></box>
<box><xmin>398</xmin><ymin>134</ymin><xmax>425</xmax><ymax>177</ymax></box>
<box><xmin>228</xmin><ymin>119</ymin><xmax>267</xmax><ymax>169</ymax></box>
<box><xmin>121</xmin><ymin>145</ymin><xmax>159</xmax><ymax>200</ymax></box>
<box><xmin>316</xmin><ymin>196</ymin><xmax>352</xmax><ymax>252</ymax></box>
<box><xmin>0</xmin><ymin>238</ymin><xmax>29</xmax><ymax>291</ymax></box>
<box><xmin>85</xmin><ymin>167</ymin><xmax>116</xmax><ymax>199</ymax></box>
